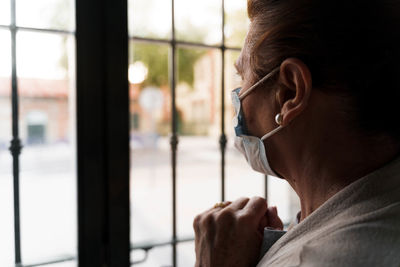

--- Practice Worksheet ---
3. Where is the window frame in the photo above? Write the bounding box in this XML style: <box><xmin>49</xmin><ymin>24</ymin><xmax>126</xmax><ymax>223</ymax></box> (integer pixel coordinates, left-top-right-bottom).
<box><xmin>5</xmin><ymin>0</ymin><xmax>131</xmax><ymax>266</ymax></box>
<box><xmin>5</xmin><ymin>0</ymin><xmax>267</xmax><ymax>266</ymax></box>
<box><xmin>76</xmin><ymin>0</ymin><xmax>130</xmax><ymax>266</ymax></box>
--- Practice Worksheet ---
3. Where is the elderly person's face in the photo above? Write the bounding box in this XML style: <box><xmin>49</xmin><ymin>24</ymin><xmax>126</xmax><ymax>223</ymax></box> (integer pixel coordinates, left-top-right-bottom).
<box><xmin>235</xmin><ymin>42</ymin><xmax>278</xmax><ymax>141</ymax></box>
<box><xmin>234</xmin><ymin>26</ymin><xmax>314</xmax><ymax>179</ymax></box>
<box><xmin>233</xmin><ymin>23</ymin><xmax>338</xmax><ymax>181</ymax></box>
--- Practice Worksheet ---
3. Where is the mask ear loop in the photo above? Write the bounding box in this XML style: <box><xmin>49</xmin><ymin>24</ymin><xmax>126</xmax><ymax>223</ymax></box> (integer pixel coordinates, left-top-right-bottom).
<box><xmin>260</xmin><ymin>125</ymin><xmax>284</xmax><ymax>141</ymax></box>
<box><xmin>237</xmin><ymin>66</ymin><xmax>282</xmax><ymax>141</ymax></box>
<box><xmin>260</xmin><ymin>113</ymin><xmax>284</xmax><ymax>141</ymax></box>
<box><xmin>239</xmin><ymin>67</ymin><xmax>280</xmax><ymax>100</ymax></box>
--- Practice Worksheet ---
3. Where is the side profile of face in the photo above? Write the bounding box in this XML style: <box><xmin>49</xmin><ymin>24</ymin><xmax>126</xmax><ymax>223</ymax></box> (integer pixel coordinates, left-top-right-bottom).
<box><xmin>235</xmin><ymin>39</ymin><xmax>278</xmax><ymax>140</ymax></box>
<box><xmin>234</xmin><ymin>24</ymin><xmax>321</xmax><ymax>180</ymax></box>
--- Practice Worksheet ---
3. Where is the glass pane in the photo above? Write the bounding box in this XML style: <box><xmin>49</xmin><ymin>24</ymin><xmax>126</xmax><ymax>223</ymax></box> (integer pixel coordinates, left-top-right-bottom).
<box><xmin>175</xmin><ymin>0</ymin><xmax>222</xmax><ymax>45</ymax></box>
<box><xmin>131</xmin><ymin>246</ymin><xmax>171</xmax><ymax>266</ymax></box>
<box><xmin>176</xmin><ymin>48</ymin><xmax>222</xmax><ymax>237</ymax></box>
<box><xmin>16</xmin><ymin>0</ymin><xmax>74</xmax><ymax>31</ymax></box>
<box><xmin>178</xmin><ymin>242</ymin><xmax>195</xmax><ymax>266</ymax></box>
<box><xmin>129</xmin><ymin>42</ymin><xmax>172</xmax><ymax>244</ymax></box>
<box><xmin>268</xmin><ymin>177</ymin><xmax>300</xmax><ymax>224</ymax></box>
<box><xmin>128</xmin><ymin>0</ymin><xmax>171</xmax><ymax>39</ymax></box>
<box><xmin>225</xmin><ymin>0</ymin><xmax>249</xmax><ymax>48</ymax></box>
<box><xmin>0</xmin><ymin>30</ymin><xmax>11</xmax><ymax>78</ymax></box>
<box><xmin>17</xmin><ymin>31</ymin><xmax>77</xmax><ymax>263</ymax></box>
<box><xmin>0</xmin><ymin>0</ymin><xmax>10</xmax><ymax>26</ymax></box>
<box><xmin>0</xmin><ymin>29</ymin><xmax>14</xmax><ymax>267</ymax></box>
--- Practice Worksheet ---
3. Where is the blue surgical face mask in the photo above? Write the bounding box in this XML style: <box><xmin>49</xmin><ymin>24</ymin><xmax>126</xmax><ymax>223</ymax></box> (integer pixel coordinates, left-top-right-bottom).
<box><xmin>231</xmin><ymin>67</ymin><xmax>283</xmax><ymax>177</ymax></box>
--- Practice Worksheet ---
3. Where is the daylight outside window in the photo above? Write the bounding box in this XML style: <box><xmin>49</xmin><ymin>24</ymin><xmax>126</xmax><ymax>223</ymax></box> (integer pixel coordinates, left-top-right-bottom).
<box><xmin>1</xmin><ymin>0</ymin><xmax>299</xmax><ymax>266</ymax></box>
<box><xmin>128</xmin><ymin>0</ymin><xmax>299</xmax><ymax>266</ymax></box>
<box><xmin>0</xmin><ymin>0</ymin><xmax>76</xmax><ymax>266</ymax></box>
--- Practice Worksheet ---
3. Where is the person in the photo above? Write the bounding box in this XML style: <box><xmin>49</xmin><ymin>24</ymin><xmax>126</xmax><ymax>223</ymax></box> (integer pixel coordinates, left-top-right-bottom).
<box><xmin>193</xmin><ymin>0</ymin><xmax>400</xmax><ymax>266</ymax></box>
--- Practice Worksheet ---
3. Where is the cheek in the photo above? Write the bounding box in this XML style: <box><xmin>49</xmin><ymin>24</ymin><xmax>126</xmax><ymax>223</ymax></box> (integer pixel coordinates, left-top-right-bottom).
<box><xmin>242</xmin><ymin>93</ymin><xmax>276</xmax><ymax>137</ymax></box>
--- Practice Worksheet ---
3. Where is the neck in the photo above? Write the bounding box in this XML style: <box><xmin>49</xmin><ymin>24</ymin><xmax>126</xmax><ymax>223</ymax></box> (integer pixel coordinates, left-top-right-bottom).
<box><xmin>285</xmin><ymin>133</ymin><xmax>400</xmax><ymax>222</ymax></box>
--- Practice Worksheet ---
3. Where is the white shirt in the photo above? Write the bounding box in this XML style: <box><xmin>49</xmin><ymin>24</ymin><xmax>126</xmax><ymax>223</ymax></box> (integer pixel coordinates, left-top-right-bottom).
<box><xmin>257</xmin><ymin>156</ymin><xmax>400</xmax><ymax>267</ymax></box>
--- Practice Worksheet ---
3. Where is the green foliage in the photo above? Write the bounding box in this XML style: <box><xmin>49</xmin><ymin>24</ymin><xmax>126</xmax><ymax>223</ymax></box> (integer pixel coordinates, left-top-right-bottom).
<box><xmin>131</xmin><ymin>43</ymin><xmax>169</xmax><ymax>87</ymax></box>
<box><xmin>177</xmin><ymin>48</ymin><xmax>205</xmax><ymax>87</ymax></box>
<box><xmin>130</xmin><ymin>43</ymin><xmax>206</xmax><ymax>88</ymax></box>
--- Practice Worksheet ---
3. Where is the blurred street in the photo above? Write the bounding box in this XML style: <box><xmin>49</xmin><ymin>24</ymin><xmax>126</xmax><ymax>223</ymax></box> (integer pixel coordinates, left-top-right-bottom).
<box><xmin>0</xmin><ymin>137</ymin><xmax>298</xmax><ymax>266</ymax></box>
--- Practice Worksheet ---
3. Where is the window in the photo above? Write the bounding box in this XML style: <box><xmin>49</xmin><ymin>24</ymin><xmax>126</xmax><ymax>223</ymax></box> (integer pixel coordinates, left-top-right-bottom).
<box><xmin>129</xmin><ymin>0</ymin><xmax>299</xmax><ymax>266</ymax></box>
<box><xmin>0</xmin><ymin>0</ymin><xmax>77</xmax><ymax>266</ymax></box>
<box><xmin>2</xmin><ymin>0</ymin><xmax>299</xmax><ymax>266</ymax></box>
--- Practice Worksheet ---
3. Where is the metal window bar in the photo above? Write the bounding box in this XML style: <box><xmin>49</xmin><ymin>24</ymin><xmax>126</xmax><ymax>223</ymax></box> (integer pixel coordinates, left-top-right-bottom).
<box><xmin>10</xmin><ymin>0</ymin><xmax>21</xmax><ymax>264</ymax></box>
<box><xmin>6</xmin><ymin>0</ymin><xmax>76</xmax><ymax>265</ymax></box>
<box><xmin>4</xmin><ymin>0</ymin><xmax>266</xmax><ymax>266</ymax></box>
<box><xmin>130</xmin><ymin>0</ymin><xmax>267</xmax><ymax>266</ymax></box>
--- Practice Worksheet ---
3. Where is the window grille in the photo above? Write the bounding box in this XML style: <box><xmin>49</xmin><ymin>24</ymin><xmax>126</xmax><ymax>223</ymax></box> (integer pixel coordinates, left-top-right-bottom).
<box><xmin>2</xmin><ymin>0</ymin><xmax>276</xmax><ymax>266</ymax></box>
<box><xmin>3</xmin><ymin>0</ymin><xmax>76</xmax><ymax>265</ymax></box>
<box><xmin>128</xmin><ymin>0</ymin><xmax>269</xmax><ymax>266</ymax></box>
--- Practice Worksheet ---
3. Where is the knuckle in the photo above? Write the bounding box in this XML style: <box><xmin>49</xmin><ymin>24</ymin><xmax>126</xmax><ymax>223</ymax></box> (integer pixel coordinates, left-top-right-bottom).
<box><xmin>200</xmin><ymin>213</ymin><xmax>215</xmax><ymax>229</ymax></box>
<box><xmin>237</xmin><ymin>213</ymin><xmax>253</xmax><ymax>225</ymax></box>
<box><xmin>215</xmin><ymin>209</ymin><xmax>235</xmax><ymax>224</ymax></box>
<box><xmin>238</xmin><ymin>197</ymin><xmax>250</xmax><ymax>203</ymax></box>
<box><xmin>193</xmin><ymin>215</ymin><xmax>201</xmax><ymax>230</ymax></box>
<box><xmin>252</xmin><ymin>196</ymin><xmax>266</xmax><ymax>204</ymax></box>
<box><xmin>253</xmin><ymin>196</ymin><xmax>265</xmax><ymax>203</ymax></box>
<box><xmin>250</xmin><ymin>196</ymin><xmax>267</xmax><ymax>212</ymax></box>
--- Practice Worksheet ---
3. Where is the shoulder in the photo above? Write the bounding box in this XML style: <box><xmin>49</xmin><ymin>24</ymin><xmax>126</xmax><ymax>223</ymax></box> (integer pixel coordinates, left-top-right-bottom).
<box><xmin>296</xmin><ymin>222</ymin><xmax>400</xmax><ymax>267</ymax></box>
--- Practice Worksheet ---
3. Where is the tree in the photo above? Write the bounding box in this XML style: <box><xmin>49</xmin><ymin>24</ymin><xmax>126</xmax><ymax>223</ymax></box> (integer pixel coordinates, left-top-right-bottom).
<box><xmin>130</xmin><ymin>42</ymin><xmax>206</xmax><ymax>89</ymax></box>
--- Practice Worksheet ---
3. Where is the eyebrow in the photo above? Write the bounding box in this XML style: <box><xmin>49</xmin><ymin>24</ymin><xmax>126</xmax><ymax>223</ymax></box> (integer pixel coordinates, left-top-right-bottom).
<box><xmin>234</xmin><ymin>59</ymin><xmax>243</xmax><ymax>77</ymax></box>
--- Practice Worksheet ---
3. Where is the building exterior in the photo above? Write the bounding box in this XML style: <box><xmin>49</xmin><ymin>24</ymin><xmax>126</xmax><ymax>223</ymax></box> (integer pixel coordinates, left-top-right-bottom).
<box><xmin>0</xmin><ymin>77</ymin><xmax>71</xmax><ymax>150</ymax></box>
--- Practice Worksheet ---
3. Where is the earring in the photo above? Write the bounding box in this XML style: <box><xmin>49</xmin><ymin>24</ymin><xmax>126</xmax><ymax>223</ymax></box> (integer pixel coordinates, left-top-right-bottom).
<box><xmin>275</xmin><ymin>113</ymin><xmax>283</xmax><ymax>125</ymax></box>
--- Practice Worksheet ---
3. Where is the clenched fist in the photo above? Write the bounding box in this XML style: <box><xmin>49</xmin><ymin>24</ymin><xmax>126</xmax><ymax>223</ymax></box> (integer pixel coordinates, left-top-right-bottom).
<box><xmin>193</xmin><ymin>197</ymin><xmax>283</xmax><ymax>267</ymax></box>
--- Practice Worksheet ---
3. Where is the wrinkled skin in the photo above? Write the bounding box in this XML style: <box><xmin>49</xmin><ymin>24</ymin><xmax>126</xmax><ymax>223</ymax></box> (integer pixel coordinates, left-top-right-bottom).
<box><xmin>193</xmin><ymin>197</ymin><xmax>283</xmax><ymax>267</ymax></box>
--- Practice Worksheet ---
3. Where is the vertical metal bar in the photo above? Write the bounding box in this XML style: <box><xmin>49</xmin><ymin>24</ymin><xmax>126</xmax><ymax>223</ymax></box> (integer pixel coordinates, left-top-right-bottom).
<box><xmin>170</xmin><ymin>0</ymin><xmax>178</xmax><ymax>266</ymax></box>
<box><xmin>219</xmin><ymin>0</ymin><xmax>227</xmax><ymax>202</ymax></box>
<box><xmin>10</xmin><ymin>0</ymin><xmax>22</xmax><ymax>264</ymax></box>
<box><xmin>264</xmin><ymin>175</ymin><xmax>268</xmax><ymax>200</ymax></box>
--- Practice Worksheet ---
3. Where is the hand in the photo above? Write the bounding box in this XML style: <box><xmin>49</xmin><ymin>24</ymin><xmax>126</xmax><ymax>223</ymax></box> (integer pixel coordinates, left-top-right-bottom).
<box><xmin>193</xmin><ymin>197</ymin><xmax>281</xmax><ymax>267</ymax></box>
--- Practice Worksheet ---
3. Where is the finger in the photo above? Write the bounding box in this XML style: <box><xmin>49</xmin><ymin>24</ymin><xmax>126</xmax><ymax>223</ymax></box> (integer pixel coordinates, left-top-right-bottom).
<box><xmin>195</xmin><ymin>201</ymin><xmax>232</xmax><ymax>230</ymax></box>
<box><xmin>242</xmin><ymin>196</ymin><xmax>268</xmax><ymax>222</ymax></box>
<box><xmin>193</xmin><ymin>201</ymin><xmax>230</xmax><ymax>235</ymax></box>
<box><xmin>193</xmin><ymin>213</ymin><xmax>203</xmax><ymax>235</ymax></box>
<box><xmin>258</xmin><ymin>214</ymin><xmax>268</xmax><ymax>234</ymax></box>
<box><xmin>267</xmin><ymin>206</ymin><xmax>284</xmax><ymax>230</ymax></box>
<box><xmin>227</xmin><ymin>197</ymin><xmax>250</xmax><ymax>211</ymax></box>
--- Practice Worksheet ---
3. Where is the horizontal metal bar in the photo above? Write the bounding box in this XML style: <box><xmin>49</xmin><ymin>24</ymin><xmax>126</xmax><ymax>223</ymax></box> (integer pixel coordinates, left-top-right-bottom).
<box><xmin>18</xmin><ymin>256</ymin><xmax>76</xmax><ymax>267</ymax></box>
<box><xmin>130</xmin><ymin>36</ymin><xmax>241</xmax><ymax>51</ymax></box>
<box><xmin>130</xmin><ymin>36</ymin><xmax>171</xmax><ymax>45</ymax></box>
<box><xmin>0</xmin><ymin>24</ymin><xmax>74</xmax><ymax>35</ymax></box>
<box><xmin>131</xmin><ymin>236</ymin><xmax>195</xmax><ymax>251</ymax></box>
<box><xmin>16</xmin><ymin>26</ymin><xmax>74</xmax><ymax>35</ymax></box>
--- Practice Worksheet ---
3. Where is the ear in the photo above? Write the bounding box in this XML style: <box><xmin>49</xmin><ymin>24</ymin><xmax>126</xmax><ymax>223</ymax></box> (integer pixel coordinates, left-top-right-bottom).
<box><xmin>276</xmin><ymin>58</ymin><xmax>312</xmax><ymax>126</ymax></box>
